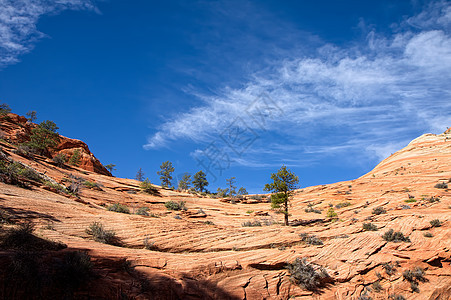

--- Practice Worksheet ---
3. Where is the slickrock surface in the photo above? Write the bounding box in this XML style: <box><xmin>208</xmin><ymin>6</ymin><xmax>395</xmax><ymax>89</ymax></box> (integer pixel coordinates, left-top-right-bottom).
<box><xmin>0</xmin><ymin>117</ymin><xmax>450</xmax><ymax>299</ymax></box>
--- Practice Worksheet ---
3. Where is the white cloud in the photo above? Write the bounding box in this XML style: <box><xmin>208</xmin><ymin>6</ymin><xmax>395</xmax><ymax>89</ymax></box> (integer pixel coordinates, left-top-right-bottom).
<box><xmin>0</xmin><ymin>0</ymin><xmax>97</xmax><ymax>67</ymax></box>
<box><xmin>145</xmin><ymin>1</ymin><xmax>451</xmax><ymax>164</ymax></box>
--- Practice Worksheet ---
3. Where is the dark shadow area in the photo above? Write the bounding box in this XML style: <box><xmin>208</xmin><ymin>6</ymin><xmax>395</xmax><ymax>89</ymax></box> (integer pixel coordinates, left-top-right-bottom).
<box><xmin>0</xmin><ymin>205</ymin><xmax>60</xmax><ymax>223</ymax></box>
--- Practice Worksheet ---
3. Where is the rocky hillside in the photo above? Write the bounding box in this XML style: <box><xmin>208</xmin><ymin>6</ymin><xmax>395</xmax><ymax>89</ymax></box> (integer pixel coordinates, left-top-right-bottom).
<box><xmin>0</xmin><ymin>114</ymin><xmax>450</xmax><ymax>299</ymax></box>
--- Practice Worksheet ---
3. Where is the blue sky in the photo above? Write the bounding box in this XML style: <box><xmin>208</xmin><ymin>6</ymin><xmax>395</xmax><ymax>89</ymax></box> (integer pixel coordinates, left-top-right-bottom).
<box><xmin>1</xmin><ymin>0</ymin><xmax>450</xmax><ymax>193</ymax></box>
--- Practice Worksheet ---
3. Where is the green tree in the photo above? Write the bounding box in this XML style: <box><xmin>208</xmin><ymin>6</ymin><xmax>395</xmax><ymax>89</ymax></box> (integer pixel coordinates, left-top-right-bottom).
<box><xmin>192</xmin><ymin>170</ymin><xmax>208</xmax><ymax>192</ymax></box>
<box><xmin>0</xmin><ymin>103</ymin><xmax>11</xmax><ymax>115</ymax></box>
<box><xmin>264</xmin><ymin>165</ymin><xmax>299</xmax><ymax>226</ymax></box>
<box><xmin>24</xmin><ymin>120</ymin><xmax>60</xmax><ymax>155</ymax></box>
<box><xmin>105</xmin><ymin>164</ymin><xmax>116</xmax><ymax>174</ymax></box>
<box><xmin>238</xmin><ymin>187</ymin><xmax>248</xmax><ymax>195</ymax></box>
<box><xmin>177</xmin><ymin>173</ymin><xmax>191</xmax><ymax>191</ymax></box>
<box><xmin>135</xmin><ymin>167</ymin><xmax>145</xmax><ymax>181</ymax></box>
<box><xmin>226</xmin><ymin>177</ymin><xmax>237</xmax><ymax>197</ymax></box>
<box><xmin>157</xmin><ymin>161</ymin><xmax>174</xmax><ymax>188</ymax></box>
<box><xmin>140</xmin><ymin>178</ymin><xmax>156</xmax><ymax>194</ymax></box>
<box><xmin>69</xmin><ymin>149</ymin><xmax>81</xmax><ymax>166</ymax></box>
<box><xmin>216</xmin><ymin>187</ymin><xmax>229</xmax><ymax>198</ymax></box>
<box><xmin>26</xmin><ymin>111</ymin><xmax>37</xmax><ymax>122</ymax></box>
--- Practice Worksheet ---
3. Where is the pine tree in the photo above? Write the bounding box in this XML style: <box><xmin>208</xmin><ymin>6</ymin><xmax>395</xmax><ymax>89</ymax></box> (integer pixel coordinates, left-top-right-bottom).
<box><xmin>192</xmin><ymin>170</ymin><xmax>208</xmax><ymax>192</ymax></box>
<box><xmin>24</xmin><ymin>120</ymin><xmax>60</xmax><ymax>155</ymax></box>
<box><xmin>177</xmin><ymin>173</ymin><xmax>191</xmax><ymax>191</ymax></box>
<box><xmin>135</xmin><ymin>168</ymin><xmax>145</xmax><ymax>181</ymax></box>
<box><xmin>264</xmin><ymin>165</ymin><xmax>299</xmax><ymax>226</ymax></box>
<box><xmin>226</xmin><ymin>177</ymin><xmax>237</xmax><ymax>197</ymax></box>
<box><xmin>157</xmin><ymin>161</ymin><xmax>174</xmax><ymax>188</ymax></box>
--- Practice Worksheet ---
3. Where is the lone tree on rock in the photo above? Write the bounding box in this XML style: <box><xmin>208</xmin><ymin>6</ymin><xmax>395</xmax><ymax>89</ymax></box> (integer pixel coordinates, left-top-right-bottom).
<box><xmin>26</xmin><ymin>111</ymin><xmax>37</xmax><ymax>122</ymax></box>
<box><xmin>264</xmin><ymin>165</ymin><xmax>299</xmax><ymax>226</ymax></box>
<box><xmin>157</xmin><ymin>161</ymin><xmax>174</xmax><ymax>188</ymax></box>
<box><xmin>193</xmin><ymin>170</ymin><xmax>208</xmax><ymax>192</ymax></box>
<box><xmin>135</xmin><ymin>168</ymin><xmax>145</xmax><ymax>181</ymax></box>
<box><xmin>226</xmin><ymin>177</ymin><xmax>237</xmax><ymax>198</ymax></box>
<box><xmin>105</xmin><ymin>164</ymin><xmax>116</xmax><ymax>174</ymax></box>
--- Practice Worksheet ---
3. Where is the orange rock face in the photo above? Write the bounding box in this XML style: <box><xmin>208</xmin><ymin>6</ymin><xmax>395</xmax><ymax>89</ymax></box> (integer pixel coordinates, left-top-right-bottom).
<box><xmin>0</xmin><ymin>113</ymin><xmax>111</xmax><ymax>176</ymax></box>
<box><xmin>0</xmin><ymin>124</ymin><xmax>450</xmax><ymax>299</ymax></box>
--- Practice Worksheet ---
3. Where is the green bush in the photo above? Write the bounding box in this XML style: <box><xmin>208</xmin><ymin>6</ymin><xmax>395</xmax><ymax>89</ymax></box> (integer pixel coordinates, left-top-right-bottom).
<box><xmin>136</xmin><ymin>207</ymin><xmax>150</xmax><ymax>216</ymax></box>
<box><xmin>68</xmin><ymin>149</ymin><xmax>81</xmax><ymax>166</ymax></box>
<box><xmin>404</xmin><ymin>198</ymin><xmax>417</xmax><ymax>203</ymax></box>
<box><xmin>372</xmin><ymin>207</ymin><xmax>386</xmax><ymax>215</ymax></box>
<box><xmin>430</xmin><ymin>219</ymin><xmax>442</xmax><ymax>227</ymax></box>
<box><xmin>242</xmin><ymin>220</ymin><xmax>262</xmax><ymax>227</ymax></box>
<box><xmin>107</xmin><ymin>203</ymin><xmax>130</xmax><ymax>214</ymax></box>
<box><xmin>382</xmin><ymin>229</ymin><xmax>410</xmax><ymax>243</ymax></box>
<box><xmin>164</xmin><ymin>200</ymin><xmax>186</xmax><ymax>211</ymax></box>
<box><xmin>83</xmin><ymin>180</ymin><xmax>100</xmax><ymax>189</ymax></box>
<box><xmin>286</xmin><ymin>258</ymin><xmax>330</xmax><ymax>291</ymax></box>
<box><xmin>300</xmin><ymin>233</ymin><xmax>323</xmax><ymax>245</ymax></box>
<box><xmin>362</xmin><ymin>223</ymin><xmax>378</xmax><ymax>231</ymax></box>
<box><xmin>140</xmin><ymin>178</ymin><xmax>158</xmax><ymax>194</ymax></box>
<box><xmin>326</xmin><ymin>207</ymin><xmax>337</xmax><ymax>218</ymax></box>
<box><xmin>52</xmin><ymin>153</ymin><xmax>67</xmax><ymax>167</ymax></box>
<box><xmin>86</xmin><ymin>222</ymin><xmax>119</xmax><ymax>245</ymax></box>
<box><xmin>335</xmin><ymin>201</ymin><xmax>351</xmax><ymax>209</ymax></box>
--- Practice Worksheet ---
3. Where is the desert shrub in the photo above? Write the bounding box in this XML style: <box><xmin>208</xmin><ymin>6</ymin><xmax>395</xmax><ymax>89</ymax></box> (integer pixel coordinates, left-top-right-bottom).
<box><xmin>335</xmin><ymin>201</ymin><xmax>351</xmax><ymax>209</ymax></box>
<box><xmin>430</xmin><ymin>219</ymin><xmax>442</xmax><ymax>227</ymax></box>
<box><xmin>107</xmin><ymin>203</ymin><xmax>130</xmax><ymax>214</ymax></box>
<box><xmin>372</xmin><ymin>207</ymin><xmax>386</xmax><ymax>215</ymax></box>
<box><xmin>0</xmin><ymin>103</ymin><xmax>11</xmax><ymax>115</ymax></box>
<box><xmin>427</xmin><ymin>196</ymin><xmax>440</xmax><ymax>203</ymax></box>
<box><xmin>84</xmin><ymin>180</ymin><xmax>100</xmax><ymax>189</ymax></box>
<box><xmin>136</xmin><ymin>207</ymin><xmax>150</xmax><ymax>216</ymax></box>
<box><xmin>382</xmin><ymin>262</ymin><xmax>399</xmax><ymax>275</ymax></box>
<box><xmin>372</xmin><ymin>281</ymin><xmax>383</xmax><ymax>292</ymax></box>
<box><xmin>204</xmin><ymin>220</ymin><xmax>215</xmax><ymax>225</ymax></box>
<box><xmin>434</xmin><ymin>182</ymin><xmax>448</xmax><ymax>189</ymax></box>
<box><xmin>362</xmin><ymin>223</ymin><xmax>378</xmax><ymax>231</ymax></box>
<box><xmin>164</xmin><ymin>200</ymin><xmax>186</xmax><ymax>211</ymax></box>
<box><xmin>14</xmin><ymin>145</ymin><xmax>33</xmax><ymax>158</ymax></box>
<box><xmin>143</xmin><ymin>235</ymin><xmax>156</xmax><ymax>250</ymax></box>
<box><xmin>242</xmin><ymin>220</ymin><xmax>262</xmax><ymax>227</ymax></box>
<box><xmin>174</xmin><ymin>215</ymin><xmax>182</xmax><ymax>219</ymax></box>
<box><xmin>86</xmin><ymin>222</ymin><xmax>119</xmax><ymax>245</ymax></box>
<box><xmin>305</xmin><ymin>207</ymin><xmax>322</xmax><ymax>214</ymax></box>
<box><xmin>140</xmin><ymin>178</ymin><xmax>158</xmax><ymax>194</ymax></box>
<box><xmin>246</xmin><ymin>210</ymin><xmax>254</xmax><ymax>214</ymax></box>
<box><xmin>404</xmin><ymin>198</ymin><xmax>416</xmax><ymax>203</ymax></box>
<box><xmin>382</xmin><ymin>229</ymin><xmax>410</xmax><ymax>242</ymax></box>
<box><xmin>423</xmin><ymin>232</ymin><xmax>433</xmax><ymax>237</ymax></box>
<box><xmin>249</xmin><ymin>194</ymin><xmax>262</xmax><ymax>200</ymax></box>
<box><xmin>18</xmin><ymin>166</ymin><xmax>42</xmax><ymax>183</ymax></box>
<box><xmin>300</xmin><ymin>233</ymin><xmax>323</xmax><ymax>245</ymax></box>
<box><xmin>326</xmin><ymin>207</ymin><xmax>337</xmax><ymax>218</ymax></box>
<box><xmin>52</xmin><ymin>153</ymin><xmax>67</xmax><ymax>167</ymax></box>
<box><xmin>286</xmin><ymin>258</ymin><xmax>330</xmax><ymax>291</ymax></box>
<box><xmin>44</xmin><ymin>181</ymin><xmax>68</xmax><ymax>194</ymax></box>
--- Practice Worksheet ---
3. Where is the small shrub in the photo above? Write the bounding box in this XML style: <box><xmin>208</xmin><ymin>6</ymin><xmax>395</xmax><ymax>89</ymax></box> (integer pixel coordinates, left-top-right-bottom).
<box><xmin>143</xmin><ymin>235</ymin><xmax>156</xmax><ymax>250</ymax></box>
<box><xmin>165</xmin><ymin>200</ymin><xmax>186</xmax><ymax>211</ymax></box>
<box><xmin>404</xmin><ymin>198</ymin><xmax>416</xmax><ymax>203</ymax></box>
<box><xmin>136</xmin><ymin>207</ymin><xmax>150</xmax><ymax>216</ymax></box>
<box><xmin>427</xmin><ymin>196</ymin><xmax>440</xmax><ymax>203</ymax></box>
<box><xmin>107</xmin><ymin>203</ymin><xmax>130</xmax><ymax>214</ymax></box>
<box><xmin>140</xmin><ymin>178</ymin><xmax>158</xmax><ymax>194</ymax></box>
<box><xmin>18</xmin><ymin>167</ymin><xmax>42</xmax><ymax>183</ymax></box>
<box><xmin>300</xmin><ymin>233</ymin><xmax>323</xmax><ymax>245</ymax></box>
<box><xmin>44</xmin><ymin>181</ymin><xmax>68</xmax><ymax>194</ymax></box>
<box><xmin>430</xmin><ymin>219</ymin><xmax>442</xmax><ymax>227</ymax></box>
<box><xmin>86</xmin><ymin>222</ymin><xmax>118</xmax><ymax>245</ymax></box>
<box><xmin>382</xmin><ymin>262</ymin><xmax>399</xmax><ymax>275</ymax></box>
<box><xmin>246</xmin><ymin>210</ymin><xmax>254</xmax><ymax>214</ymax></box>
<box><xmin>305</xmin><ymin>207</ymin><xmax>322</xmax><ymax>214</ymax></box>
<box><xmin>335</xmin><ymin>201</ymin><xmax>351</xmax><ymax>209</ymax></box>
<box><xmin>84</xmin><ymin>180</ymin><xmax>100</xmax><ymax>189</ymax></box>
<box><xmin>242</xmin><ymin>220</ymin><xmax>262</xmax><ymax>227</ymax></box>
<box><xmin>434</xmin><ymin>182</ymin><xmax>448</xmax><ymax>189</ymax></box>
<box><xmin>286</xmin><ymin>258</ymin><xmax>330</xmax><ymax>291</ymax></box>
<box><xmin>362</xmin><ymin>223</ymin><xmax>378</xmax><ymax>231</ymax></box>
<box><xmin>372</xmin><ymin>207</ymin><xmax>386</xmax><ymax>215</ymax></box>
<box><xmin>423</xmin><ymin>232</ymin><xmax>433</xmax><ymax>238</ymax></box>
<box><xmin>249</xmin><ymin>194</ymin><xmax>262</xmax><ymax>200</ymax></box>
<box><xmin>204</xmin><ymin>220</ymin><xmax>214</xmax><ymax>225</ymax></box>
<box><xmin>52</xmin><ymin>153</ymin><xmax>67</xmax><ymax>167</ymax></box>
<box><xmin>197</xmin><ymin>208</ymin><xmax>206</xmax><ymax>215</ymax></box>
<box><xmin>382</xmin><ymin>229</ymin><xmax>410</xmax><ymax>243</ymax></box>
<box><xmin>326</xmin><ymin>207</ymin><xmax>337</xmax><ymax>218</ymax></box>
<box><xmin>372</xmin><ymin>281</ymin><xmax>383</xmax><ymax>292</ymax></box>
<box><xmin>174</xmin><ymin>215</ymin><xmax>182</xmax><ymax>219</ymax></box>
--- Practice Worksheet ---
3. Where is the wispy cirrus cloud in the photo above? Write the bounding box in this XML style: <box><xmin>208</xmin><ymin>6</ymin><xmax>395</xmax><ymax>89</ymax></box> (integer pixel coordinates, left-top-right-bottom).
<box><xmin>145</xmin><ymin>1</ymin><xmax>451</xmax><ymax>168</ymax></box>
<box><xmin>0</xmin><ymin>0</ymin><xmax>97</xmax><ymax>67</ymax></box>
